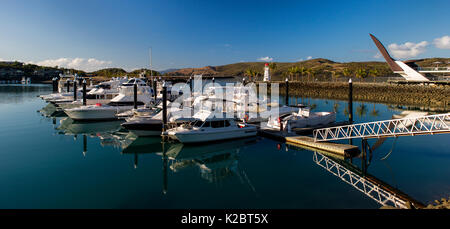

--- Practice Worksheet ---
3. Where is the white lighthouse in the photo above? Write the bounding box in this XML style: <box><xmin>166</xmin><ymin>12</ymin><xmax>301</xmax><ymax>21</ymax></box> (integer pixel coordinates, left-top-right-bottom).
<box><xmin>263</xmin><ymin>63</ymin><xmax>270</xmax><ymax>81</ymax></box>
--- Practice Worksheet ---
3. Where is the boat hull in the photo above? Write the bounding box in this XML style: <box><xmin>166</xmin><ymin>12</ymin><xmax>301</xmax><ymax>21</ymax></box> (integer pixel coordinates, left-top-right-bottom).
<box><xmin>168</xmin><ymin>127</ymin><xmax>257</xmax><ymax>143</ymax></box>
<box><xmin>267</xmin><ymin>112</ymin><xmax>336</xmax><ymax>130</ymax></box>
<box><xmin>65</xmin><ymin>106</ymin><xmax>132</xmax><ymax>121</ymax></box>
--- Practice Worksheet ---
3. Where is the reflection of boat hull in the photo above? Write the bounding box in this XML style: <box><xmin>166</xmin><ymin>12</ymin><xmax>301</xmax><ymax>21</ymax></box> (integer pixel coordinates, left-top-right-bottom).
<box><xmin>168</xmin><ymin>136</ymin><xmax>257</xmax><ymax>160</ymax></box>
<box><xmin>128</xmin><ymin>129</ymin><xmax>161</xmax><ymax>136</ymax></box>
<box><xmin>121</xmin><ymin>137</ymin><xmax>163</xmax><ymax>154</ymax></box>
<box><xmin>58</xmin><ymin>118</ymin><xmax>123</xmax><ymax>134</ymax></box>
<box><xmin>121</xmin><ymin>119</ymin><xmax>162</xmax><ymax>136</ymax></box>
<box><xmin>65</xmin><ymin>106</ymin><xmax>132</xmax><ymax>121</ymax></box>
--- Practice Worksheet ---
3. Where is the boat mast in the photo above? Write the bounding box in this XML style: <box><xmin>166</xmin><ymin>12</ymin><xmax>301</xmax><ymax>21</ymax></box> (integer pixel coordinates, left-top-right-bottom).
<box><xmin>149</xmin><ymin>47</ymin><xmax>153</xmax><ymax>81</ymax></box>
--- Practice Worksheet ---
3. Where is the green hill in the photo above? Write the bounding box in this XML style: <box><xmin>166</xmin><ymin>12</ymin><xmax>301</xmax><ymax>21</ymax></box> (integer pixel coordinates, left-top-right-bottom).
<box><xmin>164</xmin><ymin>57</ymin><xmax>450</xmax><ymax>81</ymax></box>
<box><xmin>2</xmin><ymin>57</ymin><xmax>448</xmax><ymax>82</ymax></box>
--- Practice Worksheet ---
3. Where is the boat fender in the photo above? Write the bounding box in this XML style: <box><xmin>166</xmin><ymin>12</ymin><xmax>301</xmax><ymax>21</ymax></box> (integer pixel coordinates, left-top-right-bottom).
<box><xmin>95</xmin><ymin>103</ymin><xmax>102</xmax><ymax>106</ymax></box>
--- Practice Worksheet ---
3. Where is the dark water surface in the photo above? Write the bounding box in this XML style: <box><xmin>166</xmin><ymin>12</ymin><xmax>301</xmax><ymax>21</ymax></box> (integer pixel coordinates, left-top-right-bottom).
<box><xmin>0</xmin><ymin>84</ymin><xmax>449</xmax><ymax>209</ymax></box>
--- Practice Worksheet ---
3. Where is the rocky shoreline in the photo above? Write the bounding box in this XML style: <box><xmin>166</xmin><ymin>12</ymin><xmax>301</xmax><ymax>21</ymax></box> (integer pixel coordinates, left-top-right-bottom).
<box><xmin>265</xmin><ymin>81</ymin><xmax>450</xmax><ymax>110</ymax></box>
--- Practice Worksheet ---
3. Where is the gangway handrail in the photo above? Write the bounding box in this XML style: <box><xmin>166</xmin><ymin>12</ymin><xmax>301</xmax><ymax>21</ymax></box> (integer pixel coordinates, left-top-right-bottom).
<box><xmin>313</xmin><ymin>113</ymin><xmax>450</xmax><ymax>142</ymax></box>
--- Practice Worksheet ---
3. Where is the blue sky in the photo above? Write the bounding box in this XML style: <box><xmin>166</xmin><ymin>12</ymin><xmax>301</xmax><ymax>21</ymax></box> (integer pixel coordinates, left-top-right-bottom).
<box><xmin>0</xmin><ymin>0</ymin><xmax>449</xmax><ymax>71</ymax></box>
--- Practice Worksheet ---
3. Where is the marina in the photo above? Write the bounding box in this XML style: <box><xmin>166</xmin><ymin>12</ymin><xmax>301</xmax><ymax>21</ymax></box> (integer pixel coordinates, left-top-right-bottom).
<box><xmin>1</xmin><ymin>82</ymin><xmax>449</xmax><ymax>209</ymax></box>
<box><xmin>1</xmin><ymin>1</ymin><xmax>449</xmax><ymax>220</ymax></box>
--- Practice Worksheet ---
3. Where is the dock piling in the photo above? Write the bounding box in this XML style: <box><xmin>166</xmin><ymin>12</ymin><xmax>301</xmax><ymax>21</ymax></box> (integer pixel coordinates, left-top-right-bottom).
<box><xmin>133</xmin><ymin>82</ymin><xmax>138</xmax><ymax>109</ymax></box>
<box><xmin>82</xmin><ymin>79</ymin><xmax>86</xmax><ymax>106</ymax></box>
<box><xmin>66</xmin><ymin>80</ymin><xmax>70</xmax><ymax>93</ymax></box>
<box><xmin>153</xmin><ymin>78</ymin><xmax>157</xmax><ymax>100</ymax></box>
<box><xmin>285</xmin><ymin>78</ymin><xmax>289</xmax><ymax>106</ymax></box>
<box><xmin>348</xmin><ymin>78</ymin><xmax>353</xmax><ymax>124</ymax></box>
<box><xmin>162</xmin><ymin>82</ymin><xmax>168</xmax><ymax>140</ymax></box>
<box><xmin>52</xmin><ymin>77</ymin><xmax>58</xmax><ymax>92</ymax></box>
<box><xmin>73</xmin><ymin>80</ymin><xmax>77</xmax><ymax>101</ymax></box>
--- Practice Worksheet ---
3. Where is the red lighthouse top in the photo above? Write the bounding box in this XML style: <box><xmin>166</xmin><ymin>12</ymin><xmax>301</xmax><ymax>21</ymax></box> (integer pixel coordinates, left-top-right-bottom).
<box><xmin>265</xmin><ymin>63</ymin><xmax>269</xmax><ymax>66</ymax></box>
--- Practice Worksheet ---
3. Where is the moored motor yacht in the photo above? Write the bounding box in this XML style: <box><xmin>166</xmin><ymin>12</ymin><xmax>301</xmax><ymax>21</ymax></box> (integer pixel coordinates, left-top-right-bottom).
<box><xmin>51</xmin><ymin>77</ymin><xmax>132</xmax><ymax>105</ymax></box>
<box><xmin>165</xmin><ymin>110</ymin><xmax>257</xmax><ymax>143</ymax></box>
<box><xmin>267</xmin><ymin>107</ymin><xmax>336</xmax><ymax>131</ymax></box>
<box><xmin>64</xmin><ymin>79</ymin><xmax>154</xmax><ymax>121</ymax></box>
<box><xmin>121</xmin><ymin>104</ymin><xmax>191</xmax><ymax>136</ymax></box>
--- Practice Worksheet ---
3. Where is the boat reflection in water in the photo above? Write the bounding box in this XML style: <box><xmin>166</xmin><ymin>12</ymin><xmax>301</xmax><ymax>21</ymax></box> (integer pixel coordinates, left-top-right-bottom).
<box><xmin>57</xmin><ymin>117</ymin><xmax>124</xmax><ymax>135</ymax></box>
<box><xmin>122</xmin><ymin>136</ymin><xmax>260</xmax><ymax>194</ymax></box>
<box><xmin>39</xmin><ymin>103</ymin><xmax>66</xmax><ymax>118</ymax></box>
<box><xmin>56</xmin><ymin>117</ymin><xmax>132</xmax><ymax>155</ymax></box>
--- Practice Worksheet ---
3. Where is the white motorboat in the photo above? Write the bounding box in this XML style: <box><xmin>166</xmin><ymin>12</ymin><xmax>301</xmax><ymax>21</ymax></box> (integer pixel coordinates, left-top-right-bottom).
<box><xmin>267</xmin><ymin>107</ymin><xmax>336</xmax><ymax>131</ymax></box>
<box><xmin>40</xmin><ymin>72</ymin><xmax>78</xmax><ymax>101</ymax></box>
<box><xmin>54</xmin><ymin>77</ymin><xmax>132</xmax><ymax>108</ymax></box>
<box><xmin>240</xmin><ymin>104</ymin><xmax>306</xmax><ymax>123</ymax></box>
<box><xmin>121</xmin><ymin>104</ymin><xmax>191</xmax><ymax>136</ymax></box>
<box><xmin>116</xmin><ymin>106</ymin><xmax>157</xmax><ymax>119</ymax></box>
<box><xmin>165</xmin><ymin>110</ymin><xmax>257</xmax><ymax>143</ymax></box>
<box><xmin>52</xmin><ymin>77</ymin><xmax>130</xmax><ymax>105</ymax></box>
<box><xmin>64</xmin><ymin>79</ymin><xmax>154</xmax><ymax>121</ymax></box>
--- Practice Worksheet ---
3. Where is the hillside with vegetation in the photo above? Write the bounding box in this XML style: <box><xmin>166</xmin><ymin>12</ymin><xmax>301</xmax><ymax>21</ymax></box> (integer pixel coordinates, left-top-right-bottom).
<box><xmin>90</xmin><ymin>68</ymin><xmax>161</xmax><ymax>78</ymax></box>
<box><xmin>1</xmin><ymin>57</ymin><xmax>448</xmax><ymax>82</ymax></box>
<box><xmin>164</xmin><ymin>57</ymin><xmax>450</xmax><ymax>81</ymax></box>
<box><xmin>0</xmin><ymin>61</ymin><xmax>161</xmax><ymax>81</ymax></box>
<box><xmin>0</xmin><ymin>61</ymin><xmax>86</xmax><ymax>81</ymax></box>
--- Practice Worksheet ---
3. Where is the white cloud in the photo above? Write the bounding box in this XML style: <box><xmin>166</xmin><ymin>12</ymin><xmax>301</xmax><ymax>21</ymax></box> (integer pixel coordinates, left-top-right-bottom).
<box><xmin>257</xmin><ymin>56</ymin><xmax>273</xmax><ymax>62</ymax></box>
<box><xmin>373</xmin><ymin>52</ymin><xmax>382</xmax><ymax>59</ymax></box>
<box><xmin>433</xmin><ymin>35</ymin><xmax>450</xmax><ymax>49</ymax></box>
<box><xmin>30</xmin><ymin>57</ymin><xmax>112</xmax><ymax>72</ymax></box>
<box><xmin>388</xmin><ymin>41</ymin><xmax>428</xmax><ymax>59</ymax></box>
<box><xmin>297</xmin><ymin>58</ymin><xmax>304</xmax><ymax>62</ymax></box>
<box><xmin>306</xmin><ymin>56</ymin><xmax>312</xmax><ymax>60</ymax></box>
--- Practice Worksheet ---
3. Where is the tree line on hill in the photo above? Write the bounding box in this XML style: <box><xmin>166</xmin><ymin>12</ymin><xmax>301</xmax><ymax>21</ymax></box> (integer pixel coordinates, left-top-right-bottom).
<box><xmin>243</xmin><ymin>61</ymin><xmax>390</xmax><ymax>82</ymax></box>
<box><xmin>239</xmin><ymin>58</ymin><xmax>449</xmax><ymax>81</ymax></box>
<box><xmin>0</xmin><ymin>61</ymin><xmax>161</xmax><ymax>81</ymax></box>
<box><xmin>2</xmin><ymin>57</ymin><xmax>448</xmax><ymax>82</ymax></box>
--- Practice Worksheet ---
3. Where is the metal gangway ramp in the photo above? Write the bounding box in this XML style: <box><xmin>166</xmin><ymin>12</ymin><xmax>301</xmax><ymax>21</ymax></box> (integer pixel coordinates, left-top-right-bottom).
<box><xmin>313</xmin><ymin>151</ymin><xmax>423</xmax><ymax>209</ymax></box>
<box><xmin>313</xmin><ymin>113</ymin><xmax>450</xmax><ymax>142</ymax></box>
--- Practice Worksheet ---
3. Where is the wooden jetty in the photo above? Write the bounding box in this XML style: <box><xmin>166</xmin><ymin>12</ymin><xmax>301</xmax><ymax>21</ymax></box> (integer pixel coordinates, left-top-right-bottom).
<box><xmin>286</xmin><ymin>136</ymin><xmax>359</xmax><ymax>158</ymax></box>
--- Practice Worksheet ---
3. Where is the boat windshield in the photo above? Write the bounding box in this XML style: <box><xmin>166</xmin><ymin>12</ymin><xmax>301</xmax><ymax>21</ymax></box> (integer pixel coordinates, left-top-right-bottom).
<box><xmin>211</xmin><ymin>120</ymin><xmax>225</xmax><ymax>128</ymax></box>
<box><xmin>193</xmin><ymin>120</ymin><xmax>204</xmax><ymax>127</ymax></box>
<box><xmin>96</xmin><ymin>84</ymin><xmax>111</xmax><ymax>89</ymax></box>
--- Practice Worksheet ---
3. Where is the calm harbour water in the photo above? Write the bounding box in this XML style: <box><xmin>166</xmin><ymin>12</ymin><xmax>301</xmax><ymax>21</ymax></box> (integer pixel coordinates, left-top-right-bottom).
<box><xmin>0</xmin><ymin>84</ymin><xmax>449</xmax><ymax>209</ymax></box>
